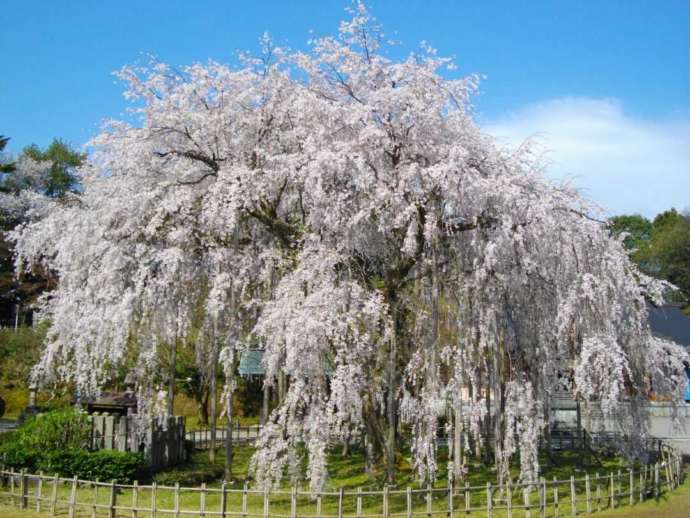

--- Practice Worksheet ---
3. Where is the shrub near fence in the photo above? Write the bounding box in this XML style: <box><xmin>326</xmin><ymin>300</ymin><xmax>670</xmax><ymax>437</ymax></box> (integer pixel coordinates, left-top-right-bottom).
<box><xmin>0</xmin><ymin>443</ymin><xmax>684</xmax><ymax>517</ymax></box>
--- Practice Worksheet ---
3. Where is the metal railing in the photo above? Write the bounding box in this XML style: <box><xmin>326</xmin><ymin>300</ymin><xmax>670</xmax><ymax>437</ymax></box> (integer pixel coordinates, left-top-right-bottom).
<box><xmin>186</xmin><ymin>423</ymin><xmax>261</xmax><ymax>450</ymax></box>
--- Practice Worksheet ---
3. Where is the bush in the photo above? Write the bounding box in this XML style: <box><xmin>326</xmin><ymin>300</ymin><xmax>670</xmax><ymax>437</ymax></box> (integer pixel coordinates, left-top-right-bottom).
<box><xmin>15</xmin><ymin>407</ymin><xmax>90</xmax><ymax>453</ymax></box>
<box><xmin>37</xmin><ymin>449</ymin><xmax>144</xmax><ymax>482</ymax></box>
<box><xmin>0</xmin><ymin>408</ymin><xmax>145</xmax><ymax>482</ymax></box>
<box><xmin>0</xmin><ymin>439</ymin><xmax>39</xmax><ymax>471</ymax></box>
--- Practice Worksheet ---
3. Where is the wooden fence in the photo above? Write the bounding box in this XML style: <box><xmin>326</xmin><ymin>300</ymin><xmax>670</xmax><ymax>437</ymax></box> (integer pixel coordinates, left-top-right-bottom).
<box><xmin>0</xmin><ymin>444</ymin><xmax>683</xmax><ymax>517</ymax></box>
<box><xmin>87</xmin><ymin>414</ymin><xmax>186</xmax><ymax>469</ymax></box>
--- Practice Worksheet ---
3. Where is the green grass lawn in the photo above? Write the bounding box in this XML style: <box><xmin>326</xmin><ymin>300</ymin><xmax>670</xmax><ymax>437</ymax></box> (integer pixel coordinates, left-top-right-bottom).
<box><xmin>584</xmin><ymin>466</ymin><xmax>690</xmax><ymax>518</ymax></box>
<box><xmin>2</xmin><ymin>445</ymin><xmax>681</xmax><ymax>517</ymax></box>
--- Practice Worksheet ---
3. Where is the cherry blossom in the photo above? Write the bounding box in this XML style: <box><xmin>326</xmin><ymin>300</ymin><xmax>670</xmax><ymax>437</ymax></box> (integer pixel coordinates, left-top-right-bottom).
<box><xmin>11</xmin><ymin>2</ymin><xmax>688</xmax><ymax>489</ymax></box>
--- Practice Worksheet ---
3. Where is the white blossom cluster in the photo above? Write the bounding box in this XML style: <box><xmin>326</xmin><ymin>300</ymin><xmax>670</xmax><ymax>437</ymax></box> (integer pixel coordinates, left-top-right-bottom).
<box><xmin>10</xmin><ymin>2</ymin><xmax>688</xmax><ymax>489</ymax></box>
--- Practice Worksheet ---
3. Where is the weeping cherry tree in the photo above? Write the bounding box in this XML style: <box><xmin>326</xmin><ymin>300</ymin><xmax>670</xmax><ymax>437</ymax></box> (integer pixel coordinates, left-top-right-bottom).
<box><xmin>11</xmin><ymin>3</ymin><xmax>688</xmax><ymax>490</ymax></box>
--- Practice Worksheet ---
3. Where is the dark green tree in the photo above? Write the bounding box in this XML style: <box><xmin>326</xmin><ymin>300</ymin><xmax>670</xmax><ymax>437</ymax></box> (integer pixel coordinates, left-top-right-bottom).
<box><xmin>646</xmin><ymin>210</ymin><xmax>690</xmax><ymax>304</ymax></box>
<box><xmin>0</xmin><ymin>136</ymin><xmax>16</xmax><ymax>174</ymax></box>
<box><xmin>610</xmin><ymin>209</ymin><xmax>690</xmax><ymax>309</ymax></box>
<box><xmin>0</xmin><ymin>138</ymin><xmax>85</xmax><ymax>325</ymax></box>
<box><xmin>609</xmin><ymin>214</ymin><xmax>652</xmax><ymax>254</ymax></box>
<box><xmin>18</xmin><ymin>139</ymin><xmax>84</xmax><ymax>198</ymax></box>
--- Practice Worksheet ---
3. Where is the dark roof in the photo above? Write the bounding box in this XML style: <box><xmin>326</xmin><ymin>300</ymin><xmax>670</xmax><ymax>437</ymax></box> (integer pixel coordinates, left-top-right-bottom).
<box><xmin>79</xmin><ymin>391</ymin><xmax>137</xmax><ymax>408</ymax></box>
<box><xmin>648</xmin><ymin>304</ymin><xmax>690</xmax><ymax>348</ymax></box>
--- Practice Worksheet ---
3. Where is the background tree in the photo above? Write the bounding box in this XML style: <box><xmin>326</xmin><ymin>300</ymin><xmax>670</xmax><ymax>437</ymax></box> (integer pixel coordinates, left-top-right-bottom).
<box><xmin>19</xmin><ymin>140</ymin><xmax>84</xmax><ymax>198</ymax></box>
<box><xmin>610</xmin><ymin>209</ymin><xmax>690</xmax><ymax>308</ymax></box>
<box><xmin>0</xmin><ymin>136</ymin><xmax>16</xmax><ymax>174</ymax></box>
<box><xmin>609</xmin><ymin>214</ymin><xmax>652</xmax><ymax>254</ymax></box>
<box><xmin>0</xmin><ymin>138</ymin><xmax>85</xmax><ymax>326</ymax></box>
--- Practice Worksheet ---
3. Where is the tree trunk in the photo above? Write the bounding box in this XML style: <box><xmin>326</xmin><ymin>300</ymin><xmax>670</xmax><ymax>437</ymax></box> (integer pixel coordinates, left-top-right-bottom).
<box><xmin>453</xmin><ymin>403</ymin><xmax>464</xmax><ymax>482</ymax></box>
<box><xmin>261</xmin><ymin>382</ymin><xmax>270</xmax><ymax>425</ymax></box>
<box><xmin>167</xmin><ymin>340</ymin><xmax>177</xmax><ymax>416</ymax></box>
<box><xmin>278</xmin><ymin>370</ymin><xmax>286</xmax><ymax>404</ymax></box>
<box><xmin>225</xmin><ymin>385</ymin><xmax>234</xmax><ymax>480</ymax></box>
<box><xmin>209</xmin><ymin>333</ymin><xmax>218</xmax><ymax>463</ymax></box>
<box><xmin>384</xmin><ymin>305</ymin><xmax>398</xmax><ymax>484</ymax></box>
<box><xmin>197</xmin><ymin>386</ymin><xmax>210</xmax><ymax>426</ymax></box>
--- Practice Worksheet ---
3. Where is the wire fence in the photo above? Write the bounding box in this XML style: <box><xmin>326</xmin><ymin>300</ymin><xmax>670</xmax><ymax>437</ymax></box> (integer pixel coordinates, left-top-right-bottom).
<box><xmin>0</xmin><ymin>442</ymin><xmax>683</xmax><ymax>517</ymax></box>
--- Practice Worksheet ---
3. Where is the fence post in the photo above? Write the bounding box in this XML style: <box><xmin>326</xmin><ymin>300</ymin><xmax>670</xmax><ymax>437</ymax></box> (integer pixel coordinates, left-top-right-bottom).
<box><xmin>449</xmin><ymin>481</ymin><xmax>455</xmax><ymax>518</ymax></box>
<box><xmin>595</xmin><ymin>473</ymin><xmax>601</xmax><ymax>512</ymax></box>
<box><xmin>9</xmin><ymin>469</ymin><xmax>15</xmax><ymax>507</ymax></box>
<box><xmin>339</xmin><ymin>487</ymin><xmax>345</xmax><ymax>518</ymax></box>
<box><xmin>68</xmin><ymin>476</ymin><xmax>78</xmax><ymax>518</ymax></box>
<box><xmin>357</xmin><ymin>487</ymin><xmax>363</xmax><ymax>518</ymax></box>
<box><xmin>405</xmin><ymin>486</ymin><xmax>412</xmax><ymax>518</ymax></box>
<box><xmin>523</xmin><ymin>485</ymin><xmax>531</xmax><ymax>518</ymax></box>
<box><xmin>465</xmin><ymin>482</ymin><xmax>471</xmax><ymax>516</ymax></box>
<box><xmin>609</xmin><ymin>472</ymin><xmax>614</xmax><ymax>508</ymax></box>
<box><xmin>132</xmin><ymin>480</ymin><xmax>139</xmax><ymax>518</ymax></box>
<box><xmin>639</xmin><ymin>470</ymin><xmax>644</xmax><ymax>502</ymax></box>
<box><xmin>506</xmin><ymin>481</ymin><xmax>512</xmax><ymax>518</ymax></box>
<box><xmin>539</xmin><ymin>478</ymin><xmax>546</xmax><ymax>518</ymax></box>
<box><xmin>316</xmin><ymin>491</ymin><xmax>322</xmax><ymax>518</ymax></box>
<box><xmin>49</xmin><ymin>474</ymin><xmax>59</xmax><ymax>517</ymax></box>
<box><xmin>108</xmin><ymin>480</ymin><xmax>117</xmax><ymax>518</ymax></box>
<box><xmin>654</xmin><ymin>463</ymin><xmax>660</xmax><ymax>499</ymax></box>
<box><xmin>291</xmin><ymin>485</ymin><xmax>297</xmax><ymax>518</ymax></box>
<box><xmin>486</xmin><ymin>482</ymin><xmax>493</xmax><ymax>518</ymax></box>
<box><xmin>427</xmin><ymin>484</ymin><xmax>433</xmax><ymax>518</ymax></box>
<box><xmin>220</xmin><ymin>482</ymin><xmax>227</xmax><ymax>518</ymax></box>
<box><xmin>628</xmin><ymin>469</ymin><xmax>633</xmax><ymax>506</ymax></box>
<box><xmin>570</xmin><ymin>476</ymin><xmax>576</xmax><ymax>516</ymax></box>
<box><xmin>174</xmin><ymin>483</ymin><xmax>180</xmax><ymax>518</ymax></box>
<box><xmin>151</xmin><ymin>482</ymin><xmax>158</xmax><ymax>518</ymax></box>
<box><xmin>263</xmin><ymin>487</ymin><xmax>269</xmax><ymax>518</ymax></box>
<box><xmin>36</xmin><ymin>471</ymin><xmax>44</xmax><ymax>513</ymax></box>
<box><xmin>585</xmin><ymin>474</ymin><xmax>591</xmax><ymax>514</ymax></box>
<box><xmin>200</xmin><ymin>482</ymin><xmax>207</xmax><ymax>518</ymax></box>
<box><xmin>553</xmin><ymin>477</ymin><xmax>559</xmax><ymax>518</ymax></box>
<box><xmin>20</xmin><ymin>469</ymin><xmax>28</xmax><ymax>509</ymax></box>
<box><xmin>91</xmin><ymin>479</ymin><xmax>99</xmax><ymax>518</ymax></box>
<box><xmin>383</xmin><ymin>485</ymin><xmax>389</xmax><ymax>518</ymax></box>
<box><xmin>242</xmin><ymin>482</ymin><xmax>248</xmax><ymax>517</ymax></box>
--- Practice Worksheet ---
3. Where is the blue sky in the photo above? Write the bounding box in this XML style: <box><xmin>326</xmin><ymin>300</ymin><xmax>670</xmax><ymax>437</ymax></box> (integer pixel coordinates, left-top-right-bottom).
<box><xmin>1</xmin><ymin>1</ymin><xmax>688</xmax><ymax>216</ymax></box>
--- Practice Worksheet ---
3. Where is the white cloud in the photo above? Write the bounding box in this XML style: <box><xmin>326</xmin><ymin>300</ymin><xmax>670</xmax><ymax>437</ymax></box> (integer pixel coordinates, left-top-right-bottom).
<box><xmin>483</xmin><ymin>97</ymin><xmax>690</xmax><ymax>218</ymax></box>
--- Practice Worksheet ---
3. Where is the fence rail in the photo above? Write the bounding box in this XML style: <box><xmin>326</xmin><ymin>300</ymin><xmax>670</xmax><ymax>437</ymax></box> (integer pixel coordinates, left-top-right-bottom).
<box><xmin>0</xmin><ymin>442</ymin><xmax>683</xmax><ymax>517</ymax></box>
<box><xmin>186</xmin><ymin>423</ymin><xmax>261</xmax><ymax>450</ymax></box>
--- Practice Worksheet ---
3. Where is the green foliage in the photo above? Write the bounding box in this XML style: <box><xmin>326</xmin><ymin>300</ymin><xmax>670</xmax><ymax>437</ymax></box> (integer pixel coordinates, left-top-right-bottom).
<box><xmin>0</xmin><ymin>408</ymin><xmax>90</xmax><ymax>470</ymax></box>
<box><xmin>0</xmin><ymin>440</ymin><xmax>39</xmax><ymax>471</ymax></box>
<box><xmin>0</xmin><ymin>408</ymin><xmax>144</xmax><ymax>481</ymax></box>
<box><xmin>37</xmin><ymin>449</ymin><xmax>144</xmax><ymax>482</ymax></box>
<box><xmin>0</xmin><ymin>324</ymin><xmax>47</xmax><ymax>384</ymax></box>
<box><xmin>17</xmin><ymin>139</ymin><xmax>84</xmax><ymax>198</ymax></box>
<box><xmin>0</xmin><ymin>136</ymin><xmax>15</xmax><ymax>174</ymax></box>
<box><xmin>646</xmin><ymin>211</ymin><xmax>690</xmax><ymax>301</ymax></box>
<box><xmin>609</xmin><ymin>214</ymin><xmax>652</xmax><ymax>253</ymax></box>
<box><xmin>8</xmin><ymin>408</ymin><xmax>90</xmax><ymax>453</ymax></box>
<box><xmin>610</xmin><ymin>208</ymin><xmax>690</xmax><ymax>306</ymax></box>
